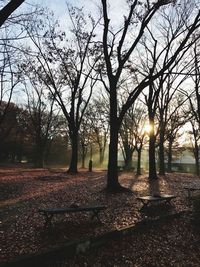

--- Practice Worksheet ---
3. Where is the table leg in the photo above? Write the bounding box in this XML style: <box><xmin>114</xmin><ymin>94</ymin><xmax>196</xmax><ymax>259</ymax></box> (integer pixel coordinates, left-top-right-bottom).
<box><xmin>165</xmin><ymin>199</ymin><xmax>173</xmax><ymax>206</ymax></box>
<box><xmin>91</xmin><ymin>210</ymin><xmax>101</xmax><ymax>222</ymax></box>
<box><xmin>43</xmin><ymin>213</ymin><xmax>53</xmax><ymax>228</ymax></box>
<box><xmin>187</xmin><ymin>189</ymin><xmax>192</xmax><ymax>206</ymax></box>
<box><xmin>188</xmin><ymin>189</ymin><xmax>191</xmax><ymax>199</ymax></box>
<box><xmin>139</xmin><ymin>200</ymin><xmax>149</xmax><ymax>210</ymax></box>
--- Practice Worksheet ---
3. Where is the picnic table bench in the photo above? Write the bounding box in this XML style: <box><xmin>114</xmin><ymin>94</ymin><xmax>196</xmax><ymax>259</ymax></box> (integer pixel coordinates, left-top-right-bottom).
<box><xmin>38</xmin><ymin>205</ymin><xmax>107</xmax><ymax>227</ymax></box>
<box><xmin>137</xmin><ymin>194</ymin><xmax>176</xmax><ymax>210</ymax></box>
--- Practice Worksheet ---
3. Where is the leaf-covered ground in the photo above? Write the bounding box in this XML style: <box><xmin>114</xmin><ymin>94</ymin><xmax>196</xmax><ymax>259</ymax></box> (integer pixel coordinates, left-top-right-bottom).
<box><xmin>0</xmin><ymin>167</ymin><xmax>200</xmax><ymax>265</ymax></box>
<box><xmin>56</xmin><ymin>213</ymin><xmax>200</xmax><ymax>267</ymax></box>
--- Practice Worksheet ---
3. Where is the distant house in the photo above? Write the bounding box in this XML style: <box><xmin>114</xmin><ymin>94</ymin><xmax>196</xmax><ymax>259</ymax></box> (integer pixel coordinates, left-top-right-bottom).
<box><xmin>118</xmin><ymin>148</ymin><xmax>198</xmax><ymax>173</ymax></box>
<box><xmin>170</xmin><ymin>149</ymin><xmax>197</xmax><ymax>173</ymax></box>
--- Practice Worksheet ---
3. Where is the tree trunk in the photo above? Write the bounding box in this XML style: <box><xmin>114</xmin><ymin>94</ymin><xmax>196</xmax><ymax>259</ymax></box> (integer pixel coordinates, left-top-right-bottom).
<box><xmin>81</xmin><ymin>151</ymin><xmax>86</xmax><ymax>168</ymax></box>
<box><xmin>107</xmin><ymin>88</ymin><xmax>121</xmax><ymax>192</ymax></box>
<box><xmin>34</xmin><ymin>144</ymin><xmax>45</xmax><ymax>168</ymax></box>
<box><xmin>107</xmin><ymin>108</ymin><xmax>132</xmax><ymax>192</ymax></box>
<box><xmin>167</xmin><ymin>140</ymin><xmax>173</xmax><ymax>172</ymax></box>
<box><xmin>148</xmin><ymin>116</ymin><xmax>158</xmax><ymax>179</ymax></box>
<box><xmin>136</xmin><ymin>148</ymin><xmax>142</xmax><ymax>175</ymax></box>
<box><xmin>81</xmin><ymin>143</ymin><xmax>87</xmax><ymax>168</ymax></box>
<box><xmin>99</xmin><ymin>147</ymin><xmax>104</xmax><ymax>166</ymax></box>
<box><xmin>194</xmin><ymin>140</ymin><xmax>200</xmax><ymax>176</ymax></box>
<box><xmin>68</xmin><ymin>130</ymin><xmax>78</xmax><ymax>173</ymax></box>
<box><xmin>159</xmin><ymin>126</ymin><xmax>165</xmax><ymax>175</ymax></box>
<box><xmin>124</xmin><ymin>147</ymin><xmax>133</xmax><ymax>170</ymax></box>
<box><xmin>107</xmin><ymin>116</ymin><xmax>120</xmax><ymax>191</ymax></box>
<box><xmin>195</xmin><ymin>154</ymin><xmax>199</xmax><ymax>176</ymax></box>
<box><xmin>81</xmin><ymin>157</ymin><xmax>85</xmax><ymax>168</ymax></box>
<box><xmin>37</xmin><ymin>153</ymin><xmax>44</xmax><ymax>168</ymax></box>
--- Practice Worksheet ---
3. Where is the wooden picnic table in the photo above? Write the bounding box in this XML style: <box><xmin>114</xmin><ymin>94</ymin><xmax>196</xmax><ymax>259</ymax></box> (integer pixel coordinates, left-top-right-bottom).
<box><xmin>137</xmin><ymin>194</ymin><xmax>176</xmax><ymax>209</ymax></box>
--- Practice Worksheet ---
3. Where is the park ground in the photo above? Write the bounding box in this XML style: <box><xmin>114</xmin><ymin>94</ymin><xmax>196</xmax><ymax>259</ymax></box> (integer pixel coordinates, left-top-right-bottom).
<box><xmin>1</xmin><ymin>167</ymin><xmax>200</xmax><ymax>266</ymax></box>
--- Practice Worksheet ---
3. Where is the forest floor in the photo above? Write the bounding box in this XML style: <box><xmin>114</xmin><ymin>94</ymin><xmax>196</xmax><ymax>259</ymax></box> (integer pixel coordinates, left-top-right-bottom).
<box><xmin>1</xmin><ymin>167</ymin><xmax>200</xmax><ymax>266</ymax></box>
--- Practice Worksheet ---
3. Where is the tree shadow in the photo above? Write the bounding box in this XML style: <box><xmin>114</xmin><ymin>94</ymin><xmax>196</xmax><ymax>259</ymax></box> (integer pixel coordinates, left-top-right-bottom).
<box><xmin>140</xmin><ymin>202</ymin><xmax>173</xmax><ymax>218</ymax></box>
<box><xmin>0</xmin><ymin>182</ymin><xmax>25</xmax><ymax>201</ymax></box>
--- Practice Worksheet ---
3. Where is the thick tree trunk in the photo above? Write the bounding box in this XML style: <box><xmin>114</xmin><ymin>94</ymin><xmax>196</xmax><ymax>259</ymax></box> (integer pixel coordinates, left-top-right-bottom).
<box><xmin>68</xmin><ymin>131</ymin><xmax>78</xmax><ymax>173</ymax></box>
<box><xmin>107</xmin><ymin>87</ymin><xmax>126</xmax><ymax>192</ymax></box>
<box><xmin>159</xmin><ymin>127</ymin><xmax>165</xmax><ymax>175</ymax></box>
<box><xmin>136</xmin><ymin>148</ymin><xmax>142</xmax><ymax>175</ymax></box>
<box><xmin>107</xmin><ymin>116</ymin><xmax>120</xmax><ymax>191</ymax></box>
<box><xmin>106</xmin><ymin>100</ymin><xmax>132</xmax><ymax>192</ymax></box>
<box><xmin>148</xmin><ymin>116</ymin><xmax>158</xmax><ymax>179</ymax></box>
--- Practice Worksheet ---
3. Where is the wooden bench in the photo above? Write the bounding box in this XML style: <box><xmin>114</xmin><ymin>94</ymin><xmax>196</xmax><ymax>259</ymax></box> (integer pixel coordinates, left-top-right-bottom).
<box><xmin>183</xmin><ymin>186</ymin><xmax>200</xmax><ymax>199</ymax></box>
<box><xmin>137</xmin><ymin>194</ymin><xmax>176</xmax><ymax>210</ymax></box>
<box><xmin>38</xmin><ymin>205</ymin><xmax>107</xmax><ymax>227</ymax></box>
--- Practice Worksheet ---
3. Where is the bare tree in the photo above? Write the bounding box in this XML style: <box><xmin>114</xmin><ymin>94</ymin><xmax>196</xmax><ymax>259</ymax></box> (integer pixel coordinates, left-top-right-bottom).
<box><xmin>0</xmin><ymin>39</ymin><xmax>21</xmax><ymax>132</ymax></box>
<box><xmin>22</xmin><ymin>7</ymin><xmax>100</xmax><ymax>173</ymax></box>
<box><xmin>189</xmin><ymin>43</ymin><xmax>200</xmax><ymax>127</ymax></box>
<box><xmin>156</xmin><ymin>70</ymin><xmax>191</xmax><ymax>176</ymax></box>
<box><xmin>119</xmin><ymin>110</ymin><xmax>136</xmax><ymax>170</ymax></box>
<box><xmin>119</xmin><ymin>101</ymin><xmax>149</xmax><ymax>173</ymax></box>
<box><xmin>86</xmin><ymin>98</ymin><xmax>109</xmax><ymax>166</ymax></box>
<box><xmin>165</xmin><ymin>100</ymin><xmax>187</xmax><ymax>172</ymax></box>
<box><xmin>133</xmin><ymin>105</ymin><xmax>149</xmax><ymax>175</ymax></box>
<box><xmin>101</xmin><ymin>0</ymin><xmax>200</xmax><ymax>191</ymax></box>
<box><xmin>0</xmin><ymin>2</ymin><xmax>42</xmax><ymax>145</ymax></box>
<box><xmin>137</xmin><ymin>1</ymin><xmax>199</xmax><ymax>178</ymax></box>
<box><xmin>79</xmin><ymin>117</ymin><xmax>92</xmax><ymax>168</ymax></box>
<box><xmin>23</xmin><ymin>81</ymin><xmax>60</xmax><ymax>167</ymax></box>
<box><xmin>178</xmin><ymin>41</ymin><xmax>200</xmax><ymax>174</ymax></box>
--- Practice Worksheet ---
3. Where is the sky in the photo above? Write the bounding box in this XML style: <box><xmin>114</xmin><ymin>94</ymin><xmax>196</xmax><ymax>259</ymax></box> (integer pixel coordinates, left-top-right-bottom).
<box><xmin>28</xmin><ymin>0</ymin><xmax>98</xmax><ymax>21</ymax></box>
<box><xmin>24</xmin><ymin>0</ymin><xmax>129</xmax><ymax>28</ymax></box>
<box><xmin>10</xmin><ymin>1</ymin><xmax>197</xmax><ymax>130</ymax></box>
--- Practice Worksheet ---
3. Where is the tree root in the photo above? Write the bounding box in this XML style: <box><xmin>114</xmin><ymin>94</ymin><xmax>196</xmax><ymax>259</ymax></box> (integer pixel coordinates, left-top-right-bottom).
<box><xmin>106</xmin><ymin>184</ymin><xmax>133</xmax><ymax>194</ymax></box>
<box><xmin>66</xmin><ymin>169</ymin><xmax>78</xmax><ymax>175</ymax></box>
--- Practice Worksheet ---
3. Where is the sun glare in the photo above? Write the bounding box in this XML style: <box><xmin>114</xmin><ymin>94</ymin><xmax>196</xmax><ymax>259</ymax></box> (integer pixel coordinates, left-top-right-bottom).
<box><xmin>144</xmin><ymin>124</ymin><xmax>152</xmax><ymax>134</ymax></box>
